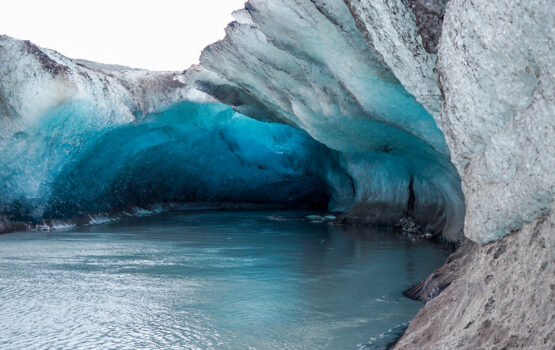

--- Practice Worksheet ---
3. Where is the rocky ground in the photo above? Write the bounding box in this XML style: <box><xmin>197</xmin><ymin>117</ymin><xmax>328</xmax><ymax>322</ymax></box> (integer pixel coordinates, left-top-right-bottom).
<box><xmin>395</xmin><ymin>209</ymin><xmax>554</xmax><ymax>349</ymax></box>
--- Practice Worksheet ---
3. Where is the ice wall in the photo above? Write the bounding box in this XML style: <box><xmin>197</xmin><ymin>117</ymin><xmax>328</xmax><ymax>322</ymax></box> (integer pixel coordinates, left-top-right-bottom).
<box><xmin>0</xmin><ymin>29</ymin><xmax>464</xmax><ymax>240</ymax></box>
<box><xmin>188</xmin><ymin>0</ymin><xmax>553</xmax><ymax>245</ymax></box>
<box><xmin>0</xmin><ymin>36</ymin><xmax>338</xmax><ymax>223</ymax></box>
<box><xmin>46</xmin><ymin>102</ymin><xmax>334</xmax><ymax>219</ymax></box>
<box><xmin>436</xmin><ymin>0</ymin><xmax>554</xmax><ymax>244</ymax></box>
<box><xmin>189</xmin><ymin>0</ymin><xmax>465</xmax><ymax>241</ymax></box>
<box><xmin>1</xmin><ymin>0</ymin><xmax>548</xmax><ymax>246</ymax></box>
<box><xmin>0</xmin><ymin>98</ymin><xmax>335</xmax><ymax>221</ymax></box>
<box><xmin>345</xmin><ymin>0</ymin><xmax>444</xmax><ymax>114</ymax></box>
<box><xmin>346</xmin><ymin>0</ymin><xmax>554</xmax><ymax>244</ymax></box>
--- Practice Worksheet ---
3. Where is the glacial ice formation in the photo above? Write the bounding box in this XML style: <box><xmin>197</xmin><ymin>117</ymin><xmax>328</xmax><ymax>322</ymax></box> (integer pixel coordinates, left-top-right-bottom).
<box><xmin>0</xmin><ymin>0</ymin><xmax>553</xmax><ymax>346</ymax></box>
<box><xmin>189</xmin><ymin>0</ymin><xmax>464</xmax><ymax>241</ymax></box>
<box><xmin>190</xmin><ymin>0</ymin><xmax>553</xmax><ymax>245</ymax></box>
<box><xmin>0</xmin><ymin>37</ymin><xmax>344</xmax><ymax>223</ymax></box>
<box><xmin>0</xmin><ymin>28</ymin><xmax>465</xmax><ymax>240</ymax></box>
<box><xmin>1</xmin><ymin>0</ymin><xmax>551</xmax><ymax>348</ymax></box>
<box><xmin>345</xmin><ymin>0</ymin><xmax>445</xmax><ymax>114</ymax></box>
<box><xmin>393</xmin><ymin>0</ymin><xmax>554</xmax><ymax>345</ymax></box>
<box><xmin>436</xmin><ymin>0</ymin><xmax>554</xmax><ymax>244</ymax></box>
<box><xmin>54</xmin><ymin>101</ymin><xmax>338</xmax><ymax>217</ymax></box>
<box><xmin>0</xmin><ymin>99</ymin><xmax>338</xmax><ymax>221</ymax></box>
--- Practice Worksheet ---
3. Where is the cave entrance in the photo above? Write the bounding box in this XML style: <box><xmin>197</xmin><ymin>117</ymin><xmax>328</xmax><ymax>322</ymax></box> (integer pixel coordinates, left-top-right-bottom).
<box><xmin>39</xmin><ymin>101</ymin><xmax>333</xmax><ymax>220</ymax></box>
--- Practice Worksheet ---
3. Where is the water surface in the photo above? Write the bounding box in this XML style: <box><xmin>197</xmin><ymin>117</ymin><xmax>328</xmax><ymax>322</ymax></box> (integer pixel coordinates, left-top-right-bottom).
<box><xmin>0</xmin><ymin>211</ymin><xmax>449</xmax><ymax>349</ymax></box>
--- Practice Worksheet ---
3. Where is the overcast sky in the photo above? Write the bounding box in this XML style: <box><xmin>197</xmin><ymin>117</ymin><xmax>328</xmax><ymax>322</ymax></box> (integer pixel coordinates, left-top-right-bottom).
<box><xmin>0</xmin><ymin>0</ymin><xmax>246</xmax><ymax>71</ymax></box>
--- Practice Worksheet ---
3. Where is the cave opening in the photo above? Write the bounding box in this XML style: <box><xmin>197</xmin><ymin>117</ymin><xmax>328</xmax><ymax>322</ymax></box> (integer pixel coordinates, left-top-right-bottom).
<box><xmin>0</xmin><ymin>93</ymin><xmax>465</xmax><ymax>244</ymax></box>
<box><xmin>0</xmin><ymin>100</ymin><xmax>337</xmax><ymax>224</ymax></box>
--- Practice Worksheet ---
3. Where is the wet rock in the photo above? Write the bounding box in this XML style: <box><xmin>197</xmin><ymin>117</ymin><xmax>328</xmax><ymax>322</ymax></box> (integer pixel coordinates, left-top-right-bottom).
<box><xmin>404</xmin><ymin>239</ymin><xmax>477</xmax><ymax>302</ymax></box>
<box><xmin>394</xmin><ymin>211</ymin><xmax>555</xmax><ymax>350</ymax></box>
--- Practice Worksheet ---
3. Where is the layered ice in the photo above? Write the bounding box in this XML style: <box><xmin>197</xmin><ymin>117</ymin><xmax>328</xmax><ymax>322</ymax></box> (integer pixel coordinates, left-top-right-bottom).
<box><xmin>0</xmin><ymin>37</ymin><xmax>338</xmax><ymax>222</ymax></box>
<box><xmin>0</xmin><ymin>1</ymin><xmax>466</xmax><ymax>242</ymax></box>
<box><xmin>0</xmin><ymin>99</ymin><xmax>335</xmax><ymax>221</ymax></box>
<box><xmin>46</xmin><ymin>102</ymin><xmax>334</xmax><ymax>218</ymax></box>
<box><xmin>346</xmin><ymin>0</ymin><xmax>554</xmax><ymax>245</ymax></box>
<box><xmin>0</xmin><ymin>0</ymin><xmax>549</xmax><ymax>246</ymax></box>
<box><xmin>1</xmin><ymin>1</ymin><xmax>552</xmax><ymax>347</ymax></box>
<box><xmin>189</xmin><ymin>0</ymin><xmax>464</xmax><ymax>241</ymax></box>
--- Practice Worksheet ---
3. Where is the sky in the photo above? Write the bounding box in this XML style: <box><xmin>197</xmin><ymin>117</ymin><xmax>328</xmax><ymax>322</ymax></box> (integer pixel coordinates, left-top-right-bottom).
<box><xmin>0</xmin><ymin>0</ymin><xmax>246</xmax><ymax>71</ymax></box>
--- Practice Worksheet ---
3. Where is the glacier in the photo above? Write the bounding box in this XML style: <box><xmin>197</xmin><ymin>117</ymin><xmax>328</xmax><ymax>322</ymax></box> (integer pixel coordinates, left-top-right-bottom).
<box><xmin>0</xmin><ymin>0</ymin><xmax>553</xmax><ymax>347</ymax></box>
<box><xmin>190</xmin><ymin>0</ymin><xmax>465</xmax><ymax>241</ymax></box>
<box><xmin>437</xmin><ymin>0</ymin><xmax>554</xmax><ymax>244</ymax></box>
<box><xmin>0</xmin><ymin>29</ymin><xmax>464</xmax><ymax>241</ymax></box>
<box><xmin>0</xmin><ymin>37</ymin><xmax>340</xmax><ymax>224</ymax></box>
<box><xmin>2</xmin><ymin>100</ymin><xmax>338</xmax><ymax>222</ymax></box>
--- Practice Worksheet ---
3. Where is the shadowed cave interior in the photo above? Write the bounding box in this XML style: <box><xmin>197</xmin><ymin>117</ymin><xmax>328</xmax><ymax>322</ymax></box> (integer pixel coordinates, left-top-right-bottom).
<box><xmin>0</xmin><ymin>97</ymin><xmax>463</xmax><ymax>242</ymax></box>
<box><xmin>1</xmin><ymin>101</ymin><xmax>335</xmax><ymax>221</ymax></box>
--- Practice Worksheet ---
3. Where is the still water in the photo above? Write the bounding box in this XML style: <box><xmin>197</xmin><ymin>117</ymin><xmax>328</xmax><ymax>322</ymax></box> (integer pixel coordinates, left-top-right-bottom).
<box><xmin>0</xmin><ymin>211</ymin><xmax>449</xmax><ymax>349</ymax></box>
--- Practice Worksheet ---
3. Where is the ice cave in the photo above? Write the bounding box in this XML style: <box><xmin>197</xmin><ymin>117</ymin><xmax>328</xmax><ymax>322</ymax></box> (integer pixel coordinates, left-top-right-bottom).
<box><xmin>0</xmin><ymin>7</ymin><xmax>466</xmax><ymax>241</ymax></box>
<box><xmin>0</xmin><ymin>0</ymin><xmax>552</xmax><ymax>349</ymax></box>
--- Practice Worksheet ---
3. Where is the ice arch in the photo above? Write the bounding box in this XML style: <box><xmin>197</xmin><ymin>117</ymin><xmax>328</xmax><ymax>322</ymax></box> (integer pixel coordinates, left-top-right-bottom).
<box><xmin>0</xmin><ymin>0</ymin><xmax>465</xmax><ymax>242</ymax></box>
<box><xmin>0</xmin><ymin>100</ymin><xmax>338</xmax><ymax>223</ymax></box>
<box><xmin>188</xmin><ymin>0</ymin><xmax>465</xmax><ymax>241</ymax></box>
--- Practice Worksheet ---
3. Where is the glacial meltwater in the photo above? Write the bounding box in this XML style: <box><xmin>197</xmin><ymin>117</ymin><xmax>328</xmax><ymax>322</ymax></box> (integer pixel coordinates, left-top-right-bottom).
<box><xmin>0</xmin><ymin>211</ymin><xmax>449</xmax><ymax>349</ymax></box>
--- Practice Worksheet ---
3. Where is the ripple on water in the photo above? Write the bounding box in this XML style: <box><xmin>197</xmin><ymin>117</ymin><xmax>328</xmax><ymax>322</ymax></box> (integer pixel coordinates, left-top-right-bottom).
<box><xmin>0</xmin><ymin>211</ymin><xmax>448</xmax><ymax>349</ymax></box>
